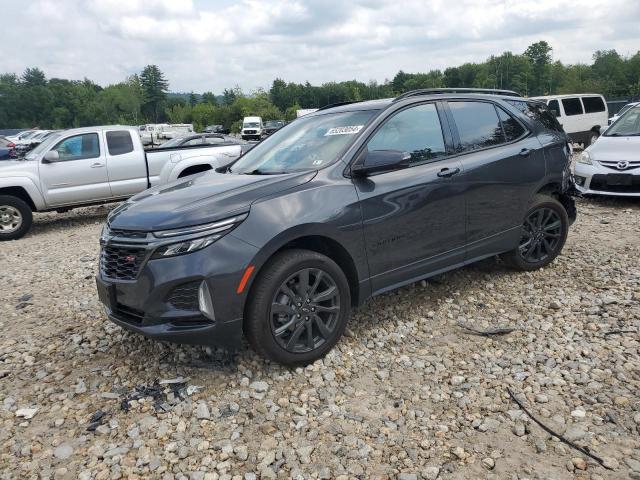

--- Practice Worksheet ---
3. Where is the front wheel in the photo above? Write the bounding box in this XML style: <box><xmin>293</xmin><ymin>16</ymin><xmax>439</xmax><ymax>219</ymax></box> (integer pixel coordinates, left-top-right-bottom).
<box><xmin>502</xmin><ymin>194</ymin><xmax>569</xmax><ymax>271</ymax></box>
<box><xmin>244</xmin><ymin>249</ymin><xmax>351</xmax><ymax>367</ymax></box>
<box><xmin>0</xmin><ymin>195</ymin><xmax>33</xmax><ymax>241</ymax></box>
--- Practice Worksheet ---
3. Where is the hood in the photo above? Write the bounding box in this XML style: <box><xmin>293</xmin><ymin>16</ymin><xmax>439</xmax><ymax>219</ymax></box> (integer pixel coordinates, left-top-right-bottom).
<box><xmin>0</xmin><ymin>159</ymin><xmax>36</xmax><ymax>173</ymax></box>
<box><xmin>108</xmin><ymin>170</ymin><xmax>316</xmax><ymax>231</ymax></box>
<box><xmin>588</xmin><ymin>135</ymin><xmax>640</xmax><ymax>161</ymax></box>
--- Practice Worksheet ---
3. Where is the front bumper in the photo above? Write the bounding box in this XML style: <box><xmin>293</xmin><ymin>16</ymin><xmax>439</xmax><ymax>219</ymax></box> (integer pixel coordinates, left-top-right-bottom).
<box><xmin>573</xmin><ymin>162</ymin><xmax>640</xmax><ymax>197</ymax></box>
<box><xmin>97</xmin><ymin>233</ymin><xmax>259</xmax><ymax>350</ymax></box>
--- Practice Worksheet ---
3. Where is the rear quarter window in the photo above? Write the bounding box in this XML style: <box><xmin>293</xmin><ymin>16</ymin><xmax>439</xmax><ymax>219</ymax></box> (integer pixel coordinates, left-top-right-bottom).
<box><xmin>562</xmin><ymin>98</ymin><xmax>583</xmax><ymax>116</ymax></box>
<box><xmin>506</xmin><ymin>100</ymin><xmax>564</xmax><ymax>133</ymax></box>
<box><xmin>106</xmin><ymin>131</ymin><xmax>134</xmax><ymax>155</ymax></box>
<box><xmin>582</xmin><ymin>96</ymin><xmax>605</xmax><ymax>113</ymax></box>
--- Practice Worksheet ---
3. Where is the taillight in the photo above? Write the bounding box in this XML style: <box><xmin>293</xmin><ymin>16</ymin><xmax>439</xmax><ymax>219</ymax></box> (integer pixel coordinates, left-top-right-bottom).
<box><xmin>7</xmin><ymin>142</ymin><xmax>15</xmax><ymax>148</ymax></box>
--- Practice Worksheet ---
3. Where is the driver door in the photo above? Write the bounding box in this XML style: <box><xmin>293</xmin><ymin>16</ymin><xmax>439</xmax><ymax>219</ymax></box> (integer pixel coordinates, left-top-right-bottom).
<box><xmin>353</xmin><ymin>102</ymin><xmax>467</xmax><ymax>293</ymax></box>
<box><xmin>39</xmin><ymin>132</ymin><xmax>112</xmax><ymax>207</ymax></box>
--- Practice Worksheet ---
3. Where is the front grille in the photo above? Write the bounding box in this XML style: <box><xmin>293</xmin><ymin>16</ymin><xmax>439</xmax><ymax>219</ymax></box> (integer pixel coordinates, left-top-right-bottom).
<box><xmin>590</xmin><ymin>174</ymin><xmax>640</xmax><ymax>193</ymax></box>
<box><xmin>244</xmin><ymin>130</ymin><xmax>257</xmax><ymax>134</ymax></box>
<box><xmin>108</xmin><ymin>228</ymin><xmax>148</xmax><ymax>239</ymax></box>
<box><xmin>166</xmin><ymin>282</ymin><xmax>200</xmax><ymax>311</ymax></box>
<box><xmin>114</xmin><ymin>303</ymin><xmax>144</xmax><ymax>324</ymax></box>
<box><xmin>599</xmin><ymin>160</ymin><xmax>640</xmax><ymax>171</ymax></box>
<box><xmin>100</xmin><ymin>245</ymin><xmax>147</xmax><ymax>280</ymax></box>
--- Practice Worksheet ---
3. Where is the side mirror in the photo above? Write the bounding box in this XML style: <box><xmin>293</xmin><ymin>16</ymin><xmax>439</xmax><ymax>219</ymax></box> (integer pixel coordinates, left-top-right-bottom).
<box><xmin>352</xmin><ymin>150</ymin><xmax>411</xmax><ymax>176</ymax></box>
<box><xmin>42</xmin><ymin>150</ymin><xmax>60</xmax><ymax>163</ymax></box>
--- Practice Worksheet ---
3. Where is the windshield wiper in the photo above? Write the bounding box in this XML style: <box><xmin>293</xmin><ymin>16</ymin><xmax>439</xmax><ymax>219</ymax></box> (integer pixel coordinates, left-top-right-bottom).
<box><xmin>244</xmin><ymin>169</ymin><xmax>287</xmax><ymax>175</ymax></box>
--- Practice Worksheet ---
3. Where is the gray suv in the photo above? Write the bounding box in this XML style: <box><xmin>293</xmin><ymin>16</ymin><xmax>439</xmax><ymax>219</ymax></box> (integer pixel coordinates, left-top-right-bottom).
<box><xmin>97</xmin><ymin>89</ymin><xmax>576</xmax><ymax>366</ymax></box>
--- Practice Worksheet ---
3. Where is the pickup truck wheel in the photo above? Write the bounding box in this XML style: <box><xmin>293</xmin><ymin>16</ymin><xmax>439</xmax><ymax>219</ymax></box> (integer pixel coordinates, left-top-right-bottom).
<box><xmin>244</xmin><ymin>249</ymin><xmax>351</xmax><ymax>367</ymax></box>
<box><xmin>501</xmin><ymin>194</ymin><xmax>568</xmax><ymax>271</ymax></box>
<box><xmin>0</xmin><ymin>195</ymin><xmax>33</xmax><ymax>241</ymax></box>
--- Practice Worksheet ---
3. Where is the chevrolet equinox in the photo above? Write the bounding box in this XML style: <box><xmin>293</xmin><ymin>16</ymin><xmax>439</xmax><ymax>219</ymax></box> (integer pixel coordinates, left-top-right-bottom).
<box><xmin>97</xmin><ymin>89</ymin><xmax>576</xmax><ymax>366</ymax></box>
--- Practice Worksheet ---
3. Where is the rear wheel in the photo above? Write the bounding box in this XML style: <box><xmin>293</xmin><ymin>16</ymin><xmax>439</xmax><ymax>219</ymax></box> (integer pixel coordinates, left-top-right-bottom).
<box><xmin>244</xmin><ymin>249</ymin><xmax>351</xmax><ymax>366</ymax></box>
<box><xmin>502</xmin><ymin>194</ymin><xmax>568</xmax><ymax>271</ymax></box>
<box><xmin>0</xmin><ymin>195</ymin><xmax>33</xmax><ymax>241</ymax></box>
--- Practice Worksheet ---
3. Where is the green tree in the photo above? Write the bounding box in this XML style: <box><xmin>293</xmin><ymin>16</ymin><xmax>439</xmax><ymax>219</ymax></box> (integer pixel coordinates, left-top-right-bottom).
<box><xmin>524</xmin><ymin>41</ymin><xmax>552</xmax><ymax>95</ymax></box>
<box><xmin>21</xmin><ymin>67</ymin><xmax>47</xmax><ymax>87</ymax></box>
<box><xmin>201</xmin><ymin>91</ymin><xmax>218</xmax><ymax>105</ymax></box>
<box><xmin>140</xmin><ymin>65</ymin><xmax>169</xmax><ymax>122</ymax></box>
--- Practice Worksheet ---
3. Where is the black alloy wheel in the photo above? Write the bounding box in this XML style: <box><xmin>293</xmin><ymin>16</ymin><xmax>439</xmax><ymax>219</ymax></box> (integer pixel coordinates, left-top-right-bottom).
<box><xmin>518</xmin><ymin>207</ymin><xmax>562</xmax><ymax>263</ymax></box>
<box><xmin>270</xmin><ymin>268</ymin><xmax>341</xmax><ymax>353</ymax></box>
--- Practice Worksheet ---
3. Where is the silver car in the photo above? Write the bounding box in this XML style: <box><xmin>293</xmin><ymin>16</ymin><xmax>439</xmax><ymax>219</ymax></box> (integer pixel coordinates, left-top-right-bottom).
<box><xmin>574</xmin><ymin>104</ymin><xmax>640</xmax><ymax>196</ymax></box>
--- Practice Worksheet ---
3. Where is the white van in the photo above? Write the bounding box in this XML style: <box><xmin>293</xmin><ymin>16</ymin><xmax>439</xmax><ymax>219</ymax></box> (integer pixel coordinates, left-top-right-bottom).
<box><xmin>241</xmin><ymin>116</ymin><xmax>264</xmax><ymax>140</ymax></box>
<box><xmin>530</xmin><ymin>94</ymin><xmax>608</xmax><ymax>146</ymax></box>
<box><xmin>161</xmin><ymin>124</ymin><xmax>194</xmax><ymax>140</ymax></box>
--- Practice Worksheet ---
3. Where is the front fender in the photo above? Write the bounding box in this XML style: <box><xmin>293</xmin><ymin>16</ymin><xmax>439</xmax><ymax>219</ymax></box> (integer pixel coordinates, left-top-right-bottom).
<box><xmin>0</xmin><ymin>176</ymin><xmax>46</xmax><ymax>210</ymax></box>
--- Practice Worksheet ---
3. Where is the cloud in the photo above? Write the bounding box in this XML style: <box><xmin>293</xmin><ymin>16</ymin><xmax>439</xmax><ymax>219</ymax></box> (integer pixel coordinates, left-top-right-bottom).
<box><xmin>1</xmin><ymin>0</ymin><xmax>639</xmax><ymax>92</ymax></box>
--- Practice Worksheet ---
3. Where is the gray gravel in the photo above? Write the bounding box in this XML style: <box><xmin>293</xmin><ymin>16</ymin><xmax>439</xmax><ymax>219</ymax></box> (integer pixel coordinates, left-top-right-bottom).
<box><xmin>1</xmin><ymin>196</ymin><xmax>639</xmax><ymax>479</ymax></box>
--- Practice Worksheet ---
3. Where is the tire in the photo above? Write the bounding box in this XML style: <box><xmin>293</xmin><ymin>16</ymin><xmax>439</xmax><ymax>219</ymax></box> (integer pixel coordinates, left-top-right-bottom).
<box><xmin>501</xmin><ymin>194</ymin><xmax>569</xmax><ymax>271</ymax></box>
<box><xmin>589</xmin><ymin>131</ymin><xmax>599</xmax><ymax>146</ymax></box>
<box><xmin>244</xmin><ymin>249</ymin><xmax>351</xmax><ymax>367</ymax></box>
<box><xmin>0</xmin><ymin>195</ymin><xmax>33</xmax><ymax>241</ymax></box>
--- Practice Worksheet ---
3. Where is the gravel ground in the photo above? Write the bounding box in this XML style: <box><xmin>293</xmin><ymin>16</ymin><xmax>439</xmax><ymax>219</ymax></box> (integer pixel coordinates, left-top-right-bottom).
<box><xmin>1</xmin><ymin>196</ymin><xmax>639</xmax><ymax>480</ymax></box>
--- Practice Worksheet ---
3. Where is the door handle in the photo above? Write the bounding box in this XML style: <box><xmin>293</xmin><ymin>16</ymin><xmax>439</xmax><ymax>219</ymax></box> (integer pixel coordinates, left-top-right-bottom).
<box><xmin>519</xmin><ymin>148</ymin><xmax>533</xmax><ymax>157</ymax></box>
<box><xmin>91</xmin><ymin>162</ymin><xmax>105</xmax><ymax>168</ymax></box>
<box><xmin>437</xmin><ymin>167</ymin><xmax>460</xmax><ymax>178</ymax></box>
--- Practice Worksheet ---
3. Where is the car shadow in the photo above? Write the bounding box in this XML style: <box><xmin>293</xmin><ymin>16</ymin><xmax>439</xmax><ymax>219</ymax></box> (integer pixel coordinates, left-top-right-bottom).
<box><xmin>27</xmin><ymin>206</ymin><xmax>113</xmax><ymax>238</ymax></box>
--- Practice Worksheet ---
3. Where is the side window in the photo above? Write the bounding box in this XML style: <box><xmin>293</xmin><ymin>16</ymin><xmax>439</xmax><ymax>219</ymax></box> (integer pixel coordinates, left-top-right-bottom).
<box><xmin>582</xmin><ymin>96</ymin><xmax>605</xmax><ymax>113</ymax></box>
<box><xmin>53</xmin><ymin>133</ymin><xmax>100</xmax><ymax>161</ymax></box>
<box><xmin>106</xmin><ymin>131</ymin><xmax>134</xmax><ymax>155</ymax></box>
<box><xmin>496</xmin><ymin>107</ymin><xmax>526</xmax><ymax>141</ymax></box>
<box><xmin>367</xmin><ymin>103</ymin><xmax>446</xmax><ymax>164</ymax></box>
<box><xmin>562</xmin><ymin>98</ymin><xmax>583</xmax><ymax>116</ymax></box>
<box><xmin>205</xmin><ymin>136</ymin><xmax>224</xmax><ymax>144</ymax></box>
<box><xmin>449</xmin><ymin>101</ymin><xmax>504</xmax><ymax>152</ymax></box>
<box><xmin>548</xmin><ymin>100</ymin><xmax>561</xmax><ymax>117</ymax></box>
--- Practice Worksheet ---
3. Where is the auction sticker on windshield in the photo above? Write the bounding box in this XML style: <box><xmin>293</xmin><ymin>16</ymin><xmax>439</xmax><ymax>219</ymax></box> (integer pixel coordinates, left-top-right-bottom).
<box><xmin>325</xmin><ymin>125</ymin><xmax>364</xmax><ymax>136</ymax></box>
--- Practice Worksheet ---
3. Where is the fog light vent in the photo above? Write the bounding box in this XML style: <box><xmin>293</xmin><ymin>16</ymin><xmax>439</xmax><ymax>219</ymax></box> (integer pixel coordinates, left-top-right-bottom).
<box><xmin>198</xmin><ymin>281</ymin><xmax>215</xmax><ymax>321</ymax></box>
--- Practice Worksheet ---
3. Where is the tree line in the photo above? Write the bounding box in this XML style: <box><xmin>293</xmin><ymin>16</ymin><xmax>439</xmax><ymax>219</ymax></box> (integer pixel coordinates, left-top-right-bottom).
<box><xmin>1</xmin><ymin>41</ymin><xmax>639</xmax><ymax>133</ymax></box>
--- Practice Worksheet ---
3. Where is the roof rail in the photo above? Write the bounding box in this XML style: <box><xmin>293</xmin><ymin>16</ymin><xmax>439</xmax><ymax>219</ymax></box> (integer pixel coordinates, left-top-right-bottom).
<box><xmin>393</xmin><ymin>88</ymin><xmax>521</xmax><ymax>102</ymax></box>
<box><xmin>316</xmin><ymin>101</ymin><xmax>357</xmax><ymax>111</ymax></box>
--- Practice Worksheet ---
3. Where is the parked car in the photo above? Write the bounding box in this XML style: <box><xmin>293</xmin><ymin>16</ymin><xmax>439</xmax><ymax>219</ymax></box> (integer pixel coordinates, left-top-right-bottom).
<box><xmin>531</xmin><ymin>94</ymin><xmax>608</xmax><ymax>146</ymax></box>
<box><xmin>159</xmin><ymin>134</ymin><xmax>248</xmax><ymax>148</ymax></box>
<box><xmin>263</xmin><ymin>120</ymin><xmax>286</xmax><ymax>136</ymax></box>
<box><xmin>139</xmin><ymin>124</ymin><xmax>168</xmax><ymax>146</ymax></box>
<box><xmin>6</xmin><ymin>130</ymin><xmax>37</xmax><ymax>142</ymax></box>
<box><xmin>608</xmin><ymin>101</ymin><xmax>639</xmax><ymax>125</ymax></box>
<box><xmin>96</xmin><ymin>89</ymin><xmax>576</xmax><ymax>366</ymax></box>
<box><xmin>15</xmin><ymin>130</ymin><xmax>60</xmax><ymax>155</ymax></box>
<box><xmin>241</xmin><ymin>116</ymin><xmax>263</xmax><ymax>140</ymax></box>
<box><xmin>160</xmin><ymin>124</ymin><xmax>194</xmax><ymax>140</ymax></box>
<box><xmin>574</xmin><ymin>104</ymin><xmax>640</xmax><ymax>196</ymax></box>
<box><xmin>0</xmin><ymin>126</ymin><xmax>249</xmax><ymax>240</ymax></box>
<box><xmin>0</xmin><ymin>136</ymin><xmax>17</xmax><ymax>160</ymax></box>
<box><xmin>204</xmin><ymin>125</ymin><xmax>230</xmax><ymax>135</ymax></box>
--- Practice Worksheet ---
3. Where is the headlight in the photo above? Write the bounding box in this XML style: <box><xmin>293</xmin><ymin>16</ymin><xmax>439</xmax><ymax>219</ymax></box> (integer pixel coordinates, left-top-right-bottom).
<box><xmin>151</xmin><ymin>214</ymin><xmax>247</xmax><ymax>258</ymax></box>
<box><xmin>577</xmin><ymin>151</ymin><xmax>592</xmax><ymax>165</ymax></box>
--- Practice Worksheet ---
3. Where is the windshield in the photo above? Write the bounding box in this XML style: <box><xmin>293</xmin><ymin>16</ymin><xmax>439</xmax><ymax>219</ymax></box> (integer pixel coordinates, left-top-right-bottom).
<box><xmin>230</xmin><ymin>110</ymin><xmax>376</xmax><ymax>174</ymax></box>
<box><xmin>265</xmin><ymin>121</ymin><xmax>284</xmax><ymax>128</ymax></box>
<box><xmin>243</xmin><ymin>122</ymin><xmax>259</xmax><ymax>128</ymax></box>
<box><xmin>26</xmin><ymin>132</ymin><xmax>62</xmax><ymax>159</ymax></box>
<box><xmin>604</xmin><ymin>106</ymin><xmax>640</xmax><ymax>136</ymax></box>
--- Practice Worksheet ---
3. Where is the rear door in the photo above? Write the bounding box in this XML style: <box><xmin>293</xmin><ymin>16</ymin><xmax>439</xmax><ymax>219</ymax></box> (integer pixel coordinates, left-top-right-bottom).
<box><xmin>104</xmin><ymin>129</ymin><xmax>148</xmax><ymax>198</ymax></box>
<box><xmin>354</xmin><ymin>102</ymin><xmax>466</xmax><ymax>293</ymax></box>
<box><xmin>39</xmin><ymin>132</ymin><xmax>111</xmax><ymax>206</ymax></box>
<box><xmin>444</xmin><ymin>100</ymin><xmax>545</xmax><ymax>259</ymax></box>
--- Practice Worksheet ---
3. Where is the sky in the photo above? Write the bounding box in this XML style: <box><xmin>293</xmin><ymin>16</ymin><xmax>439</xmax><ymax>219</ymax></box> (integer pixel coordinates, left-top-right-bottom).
<box><xmin>2</xmin><ymin>0</ymin><xmax>639</xmax><ymax>93</ymax></box>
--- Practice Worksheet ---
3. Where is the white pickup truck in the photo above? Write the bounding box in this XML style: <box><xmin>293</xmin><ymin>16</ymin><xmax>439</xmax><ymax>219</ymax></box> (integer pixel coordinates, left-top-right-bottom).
<box><xmin>0</xmin><ymin>125</ymin><xmax>251</xmax><ymax>240</ymax></box>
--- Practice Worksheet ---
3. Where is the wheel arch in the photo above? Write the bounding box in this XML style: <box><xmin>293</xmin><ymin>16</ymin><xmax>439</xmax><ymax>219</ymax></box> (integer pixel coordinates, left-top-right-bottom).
<box><xmin>535</xmin><ymin>182</ymin><xmax>577</xmax><ymax>223</ymax></box>
<box><xmin>0</xmin><ymin>186</ymin><xmax>37</xmax><ymax>211</ymax></box>
<box><xmin>244</xmin><ymin>233</ymin><xmax>362</xmax><ymax>309</ymax></box>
